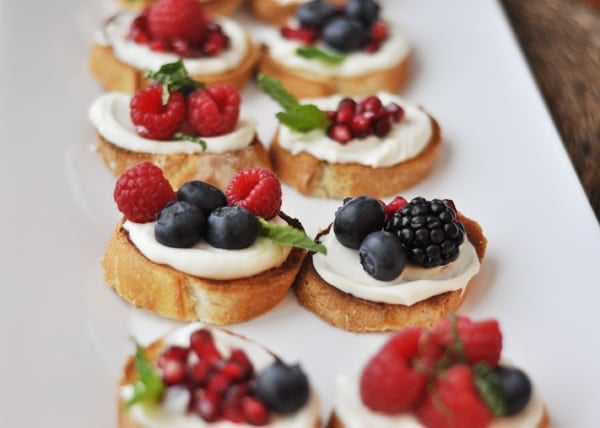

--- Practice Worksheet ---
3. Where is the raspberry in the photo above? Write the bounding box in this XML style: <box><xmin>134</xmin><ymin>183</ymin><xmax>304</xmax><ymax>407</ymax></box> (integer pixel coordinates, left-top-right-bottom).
<box><xmin>187</xmin><ymin>84</ymin><xmax>241</xmax><ymax>137</ymax></box>
<box><xmin>416</xmin><ymin>365</ymin><xmax>493</xmax><ymax>428</ymax></box>
<box><xmin>130</xmin><ymin>84</ymin><xmax>186</xmax><ymax>140</ymax></box>
<box><xmin>148</xmin><ymin>0</ymin><xmax>207</xmax><ymax>44</ymax></box>
<box><xmin>113</xmin><ymin>162</ymin><xmax>176</xmax><ymax>223</ymax></box>
<box><xmin>433</xmin><ymin>316</ymin><xmax>502</xmax><ymax>368</ymax></box>
<box><xmin>226</xmin><ymin>168</ymin><xmax>282</xmax><ymax>220</ymax></box>
<box><xmin>359</xmin><ymin>328</ymin><xmax>427</xmax><ymax>413</ymax></box>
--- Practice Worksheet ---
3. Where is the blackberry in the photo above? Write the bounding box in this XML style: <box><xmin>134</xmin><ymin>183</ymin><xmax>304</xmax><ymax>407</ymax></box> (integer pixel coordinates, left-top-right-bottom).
<box><xmin>384</xmin><ymin>197</ymin><xmax>465</xmax><ymax>268</ymax></box>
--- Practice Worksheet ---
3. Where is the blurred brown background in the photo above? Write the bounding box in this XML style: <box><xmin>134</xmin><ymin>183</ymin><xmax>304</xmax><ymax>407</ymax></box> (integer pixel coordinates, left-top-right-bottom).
<box><xmin>501</xmin><ymin>0</ymin><xmax>600</xmax><ymax>223</ymax></box>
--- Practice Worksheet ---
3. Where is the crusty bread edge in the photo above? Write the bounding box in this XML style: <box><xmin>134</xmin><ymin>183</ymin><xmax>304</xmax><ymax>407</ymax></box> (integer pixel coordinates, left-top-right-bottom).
<box><xmin>269</xmin><ymin>114</ymin><xmax>441</xmax><ymax>199</ymax></box>
<box><xmin>95</xmin><ymin>133</ymin><xmax>272</xmax><ymax>191</ymax></box>
<box><xmin>103</xmin><ymin>214</ymin><xmax>307</xmax><ymax>325</ymax></box>
<box><xmin>293</xmin><ymin>214</ymin><xmax>488</xmax><ymax>332</ymax></box>
<box><xmin>258</xmin><ymin>46</ymin><xmax>411</xmax><ymax>98</ymax></box>
<box><xmin>89</xmin><ymin>32</ymin><xmax>259</xmax><ymax>94</ymax></box>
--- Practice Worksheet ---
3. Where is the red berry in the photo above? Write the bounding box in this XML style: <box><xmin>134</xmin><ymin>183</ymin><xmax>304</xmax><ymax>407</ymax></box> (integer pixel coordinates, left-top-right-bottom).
<box><xmin>226</xmin><ymin>168</ymin><xmax>282</xmax><ymax>220</ymax></box>
<box><xmin>207</xmin><ymin>373</ymin><xmax>233</xmax><ymax>396</ymax></box>
<box><xmin>416</xmin><ymin>365</ymin><xmax>493</xmax><ymax>428</ymax></box>
<box><xmin>360</xmin><ymin>328</ymin><xmax>427</xmax><ymax>414</ymax></box>
<box><xmin>364</xmin><ymin>39</ymin><xmax>382</xmax><ymax>53</ymax></box>
<box><xmin>160</xmin><ymin>358</ymin><xmax>187</xmax><ymax>385</ymax></box>
<box><xmin>351</xmin><ymin>113</ymin><xmax>372</xmax><ymax>138</ymax></box>
<box><xmin>193</xmin><ymin>392</ymin><xmax>221</xmax><ymax>422</ymax></box>
<box><xmin>229</xmin><ymin>349</ymin><xmax>254</xmax><ymax>378</ymax></box>
<box><xmin>148</xmin><ymin>0</ymin><xmax>207</xmax><ymax>44</ymax></box>
<box><xmin>358</xmin><ymin>95</ymin><xmax>383</xmax><ymax>115</ymax></box>
<box><xmin>386</xmin><ymin>102</ymin><xmax>405</xmax><ymax>122</ymax></box>
<box><xmin>149</xmin><ymin>39</ymin><xmax>168</xmax><ymax>52</ymax></box>
<box><xmin>187</xmin><ymin>84</ymin><xmax>241</xmax><ymax>137</ymax></box>
<box><xmin>189</xmin><ymin>359</ymin><xmax>212</xmax><ymax>385</ymax></box>
<box><xmin>328</xmin><ymin>123</ymin><xmax>353</xmax><ymax>144</ymax></box>
<box><xmin>128</xmin><ymin>15</ymin><xmax>150</xmax><ymax>44</ymax></box>
<box><xmin>373</xmin><ymin>115</ymin><xmax>392</xmax><ymax>137</ymax></box>
<box><xmin>157</xmin><ymin>346</ymin><xmax>189</xmax><ymax>368</ymax></box>
<box><xmin>370</xmin><ymin>20</ymin><xmax>388</xmax><ymax>42</ymax></box>
<box><xmin>190</xmin><ymin>329</ymin><xmax>223</xmax><ymax>364</ymax></box>
<box><xmin>203</xmin><ymin>26</ymin><xmax>229</xmax><ymax>56</ymax></box>
<box><xmin>130</xmin><ymin>84</ymin><xmax>186</xmax><ymax>140</ymax></box>
<box><xmin>384</xmin><ymin>196</ymin><xmax>408</xmax><ymax>217</ymax></box>
<box><xmin>220</xmin><ymin>362</ymin><xmax>245</xmax><ymax>382</ymax></box>
<box><xmin>113</xmin><ymin>162</ymin><xmax>176</xmax><ymax>223</ymax></box>
<box><xmin>335</xmin><ymin>98</ymin><xmax>357</xmax><ymax>124</ymax></box>
<box><xmin>280</xmin><ymin>26</ymin><xmax>317</xmax><ymax>44</ymax></box>
<box><xmin>242</xmin><ymin>396</ymin><xmax>269</xmax><ymax>425</ymax></box>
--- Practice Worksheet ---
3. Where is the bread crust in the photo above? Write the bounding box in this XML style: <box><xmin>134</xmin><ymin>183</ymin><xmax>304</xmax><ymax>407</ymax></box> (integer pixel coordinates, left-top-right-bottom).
<box><xmin>96</xmin><ymin>133</ymin><xmax>272</xmax><ymax>191</ymax></box>
<box><xmin>89</xmin><ymin>30</ymin><xmax>260</xmax><ymax>94</ymax></box>
<box><xmin>248</xmin><ymin>0</ymin><xmax>345</xmax><ymax>26</ymax></box>
<box><xmin>293</xmin><ymin>215</ymin><xmax>487</xmax><ymax>332</ymax></box>
<box><xmin>117</xmin><ymin>0</ymin><xmax>244</xmax><ymax>15</ymax></box>
<box><xmin>269</xmin><ymin>115</ymin><xmax>441</xmax><ymax>199</ymax></box>
<box><xmin>103</xmin><ymin>214</ymin><xmax>307</xmax><ymax>325</ymax></box>
<box><xmin>258</xmin><ymin>46</ymin><xmax>411</xmax><ymax>98</ymax></box>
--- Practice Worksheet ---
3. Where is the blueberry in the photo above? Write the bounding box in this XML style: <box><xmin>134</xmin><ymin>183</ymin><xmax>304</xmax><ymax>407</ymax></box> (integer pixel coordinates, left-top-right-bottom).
<box><xmin>345</xmin><ymin>0</ymin><xmax>380</xmax><ymax>27</ymax></box>
<box><xmin>155</xmin><ymin>201</ymin><xmax>205</xmax><ymax>248</ymax></box>
<box><xmin>177</xmin><ymin>181</ymin><xmax>226</xmax><ymax>217</ymax></box>
<box><xmin>359</xmin><ymin>231</ymin><xmax>406</xmax><ymax>280</ymax></box>
<box><xmin>495</xmin><ymin>365</ymin><xmax>532</xmax><ymax>415</ymax></box>
<box><xmin>255</xmin><ymin>360</ymin><xmax>310</xmax><ymax>414</ymax></box>
<box><xmin>296</xmin><ymin>0</ymin><xmax>337</xmax><ymax>29</ymax></box>
<box><xmin>333</xmin><ymin>196</ymin><xmax>385</xmax><ymax>249</ymax></box>
<box><xmin>205</xmin><ymin>205</ymin><xmax>258</xmax><ymax>249</ymax></box>
<box><xmin>322</xmin><ymin>17</ymin><xmax>369</xmax><ymax>52</ymax></box>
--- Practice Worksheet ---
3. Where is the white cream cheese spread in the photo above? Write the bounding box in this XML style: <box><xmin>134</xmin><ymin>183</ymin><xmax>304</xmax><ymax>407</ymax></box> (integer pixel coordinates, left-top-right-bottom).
<box><xmin>89</xmin><ymin>93</ymin><xmax>256</xmax><ymax>154</ymax></box>
<box><xmin>100</xmin><ymin>13</ymin><xmax>248</xmax><ymax>74</ymax></box>
<box><xmin>123</xmin><ymin>217</ymin><xmax>292</xmax><ymax>280</ymax></box>
<box><xmin>277</xmin><ymin>92</ymin><xmax>432</xmax><ymax>168</ymax></box>
<box><xmin>122</xmin><ymin>323</ymin><xmax>320</xmax><ymax>428</ymax></box>
<box><xmin>312</xmin><ymin>230</ymin><xmax>480</xmax><ymax>306</ymax></box>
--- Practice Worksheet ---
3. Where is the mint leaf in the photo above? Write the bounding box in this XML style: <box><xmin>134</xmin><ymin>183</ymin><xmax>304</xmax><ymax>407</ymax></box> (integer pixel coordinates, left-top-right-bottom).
<box><xmin>126</xmin><ymin>340</ymin><xmax>165</xmax><ymax>408</ymax></box>
<box><xmin>175</xmin><ymin>132</ymin><xmax>207</xmax><ymax>151</ymax></box>
<box><xmin>473</xmin><ymin>363</ymin><xmax>507</xmax><ymax>417</ymax></box>
<box><xmin>257</xmin><ymin>74</ymin><xmax>300</xmax><ymax>111</ymax></box>
<box><xmin>276</xmin><ymin>104</ymin><xmax>331</xmax><ymax>132</ymax></box>
<box><xmin>296</xmin><ymin>46</ymin><xmax>346</xmax><ymax>64</ymax></box>
<box><xmin>257</xmin><ymin>217</ymin><xmax>327</xmax><ymax>254</ymax></box>
<box><xmin>144</xmin><ymin>60</ymin><xmax>205</xmax><ymax>105</ymax></box>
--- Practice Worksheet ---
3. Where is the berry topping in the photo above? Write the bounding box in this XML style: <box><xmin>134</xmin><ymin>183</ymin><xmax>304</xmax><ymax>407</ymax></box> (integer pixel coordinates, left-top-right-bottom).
<box><xmin>327</xmin><ymin>123</ymin><xmax>353</xmax><ymax>143</ymax></box>
<box><xmin>416</xmin><ymin>364</ymin><xmax>494</xmax><ymax>428</ymax></box>
<box><xmin>148</xmin><ymin>0</ymin><xmax>207</xmax><ymax>44</ymax></box>
<box><xmin>255</xmin><ymin>360</ymin><xmax>310</xmax><ymax>414</ymax></box>
<box><xmin>322</xmin><ymin>17</ymin><xmax>369</xmax><ymax>52</ymax></box>
<box><xmin>226</xmin><ymin>168</ymin><xmax>282</xmax><ymax>220</ymax></box>
<box><xmin>205</xmin><ymin>205</ymin><xmax>258</xmax><ymax>249</ymax></box>
<box><xmin>345</xmin><ymin>0</ymin><xmax>381</xmax><ymax>27</ymax></box>
<box><xmin>130</xmin><ymin>84</ymin><xmax>186</xmax><ymax>140</ymax></box>
<box><xmin>384</xmin><ymin>196</ymin><xmax>408</xmax><ymax>217</ymax></box>
<box><xmin>296</xmin><ymin>0</ymin><xmax>337</xmax><ymax>29</ymax></box>
<box><xmin>495</xmin><ymin>366</ymin><xmax>532</xmax><ymax>416</ymax></box>
<box><xmin>187</xmin><ymin>84</ymin><xmax>241</xmax><ymax>137</ymax></box>
<box><xmin>190</xmin><ymin>329</ymin><xmax>222</xmax><ymax>364</ymax></box>
<box><xmin>280</xmin><ymin>26</ymin><xmax>318</xmax><ymax>45</ymax></box>
<box><xmin>114</xmin><ymin>162</ymin><xmax>176</xmax><ymax>223</ymax></box>
<box><xmin>360</xmin><ymin>328</ymin><xmax>427</xmax><ymax>413</ymax></box>
<box><xmin>176</xmin><ymin>181</ymin><xmax>227</xmax><ymax>216</ymax></box>
<box><xmin>384</xmin><ymin>197</ymin><xmax>465</xmax><ymax>268</ymax></box>
<box><xmin>359</xmin><ymin>231</ymin><xmax>406</xmax><ymax>281</ymax></box>
<box><xmin>154</xmin><ymin>201</ymin><xmax>206</xmax><ymax>248</ymax></box>
<box><xmin>333</xmin><ymin>196</ymin><xmax>386</xmax><ymax>249</ymax></box>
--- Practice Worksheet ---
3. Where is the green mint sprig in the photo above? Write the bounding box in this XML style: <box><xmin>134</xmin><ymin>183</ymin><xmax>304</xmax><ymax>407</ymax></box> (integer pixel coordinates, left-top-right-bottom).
<box><xmin>257</xmin><ymin>217</ymin><xmax>327</xmax><ymax>254</ymax></box>
<box><xmin>473</xmin><ymin>363</ymin><xmax>507</xmax><ymax>417</ymax></box>
<box><xmin>144</xmin><ymin>60</ymin><xmax>205</xmax><ymax>105</ymax></box>
<box><xmin>126</xmin><ymin>340</ymin><xmax>165</xmax><ymax>408</ymax></box>
<box><xmin>174</xmin><ymin>132</ymin><xmax>207</xmax><ymax>151</ymax></box>
<box><xmin>296</xmin><ymin>46</ymin><xmax>346</xmax><ymax>65</ymax></box>
<box><xmin>257</xmin><ymin>74</ymin><xmax>331</xmax><ymax>133</ymax></box>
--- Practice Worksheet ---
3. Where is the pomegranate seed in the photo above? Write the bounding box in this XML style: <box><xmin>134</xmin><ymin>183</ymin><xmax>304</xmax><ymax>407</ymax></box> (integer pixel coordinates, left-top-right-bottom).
<box><xmin>189</xmin><ymin>359</ymin><xmax>212</xmax><ymax>386</ymax></box>
<box><xmin>370</xmin><ymin>20</ymin><xmax>388</xmax><ymax>42</ymax></box>
<box><xmin>133</xmin><ymin>30</ymin><xmax>150</xmax><ymax>44</ymax></box>
<box><xmin>229</xmin><ymin>349</ymin><xmax>254</xmax><ymax>378</ymax></box>
<box><xmin>328</xmin><ymin>123</ymin><xmax>352</xmax><ymax>144</ymax></box>
<box><xmin>207</xmin><ymin>373</ymin><xmax>232</xmax><ymax>396</ymax></box>
<box><xmin>242</xmin><ymin>396</ymin><xmax>269</xmax><ymax>425</ymax></box>
<box><xmin>363</xmin><ymin>39</ymin><xmax>381</xmax><ymax>53</ymax></box>
<box><xmin>326</xmin><ymin>110</ymin><xmax>337</xmax><ymax>121</ymax></box>
<box><xmin>193</xmin><ymin>392</ymin><xmax>221</xmax><ymax>422</ymax></box>
<box><xmin>351</xmin><ymin>114</ymin><xmax>372</xmax><ymax>138</ymax></box>
<box><xmin>149</xmin><ymin>39</ymin><xmax>169</xmax><ymax>52</ymax></box>
<box><xmin>280</xmin><ymin>26</ymin><xmax>317</xmax><ymax>44</ymax></box>
<box><xmin>190</xmin><ymin>329</ymin><xmax>222</xmax><ymax>363</ymax></box>
<box><xmin>157</xmin><ymin>346</ymin><xmax>189</xmax><ymax>368</ymax></box>
<box><xmin>335</xmin><ymin>98</ymin><xmax>357</xmax><ymax>124</ymax></box>
<box><xmin>161</xmin><ymin>359</ymin><xmax>187</xmax><ymax>385</ymax></box>
<box><xmin>386</xmin><ymin>103</ymin><xmax>405</xmax><ymax>122</ymax></box>
<box><xmin>172</xmin><ymin>39</ymin><xmax>192</xmax><ymax>56</ymax></box>
<box><xmin>358</xmin><ymin>96</ymin><xmax>383</xmax><ymax>114</ymax></box>
<box><xmin>140</xmin><ymin>5</ymin><xmax>152</xmax><ymax>18</ymax></box>
<box><xmin>203</xmin><ymin>32</ymin><xmax>228</xmax><ymax>56</ymax></box>
<box><xmin>220</xmin><ymin>362</ymin><xmax>245</xmax><ymax>382</ymax></box>
<box><xmin>385</xmin><ymin>196</ymin><xmax>408</xmax><ymax>217</ymax></box>
<box><xmin>373</xmin><ymin>116</ymin><xmax>392</xmax><ymax>137</ymax></box>
<box><xmin>223</xmin><ymin>405</ymin><xmax>245</xmax><ymax>423</ymax></box>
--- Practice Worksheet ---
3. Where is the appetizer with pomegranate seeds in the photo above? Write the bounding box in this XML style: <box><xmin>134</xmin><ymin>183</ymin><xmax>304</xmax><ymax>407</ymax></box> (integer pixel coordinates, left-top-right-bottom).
<box><xmin>117</xmin><ymin>0</ymin><xmax>243</xmax><ymax>17</ymax></box>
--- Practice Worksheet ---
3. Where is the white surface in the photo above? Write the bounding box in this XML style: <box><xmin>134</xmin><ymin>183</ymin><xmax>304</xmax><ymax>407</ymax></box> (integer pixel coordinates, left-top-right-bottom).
<box><xmin>0</xmin><ymin>1</ymin><xmax>599</xmax><ymax>427</ymax></box>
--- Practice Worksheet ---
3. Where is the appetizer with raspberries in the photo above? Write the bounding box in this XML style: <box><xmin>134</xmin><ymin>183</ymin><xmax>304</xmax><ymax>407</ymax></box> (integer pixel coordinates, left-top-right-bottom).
<box><xmin>259</xmin><ymin>74</ymin><xmax>441</xmax><ymax>198</ymax></box>
<box><xmin>294</xmin><ymin>195</ymin><xmax>487</xmax><ymax>332</ymax></box>
<box><xmin>328</xmin><ymin>315</ymin><xmax>549</xmax><ymax>428</ymax></box>
<box><xmin>103</xmin><ymin>163</ymin><xmax>324</xmax><ymax>324</ymax></box>
<box><xmin>119</xmin><ymin>323</ymin><xmax>321</xmax><ymax>427</ymax></box>
<box><xmin>89</xmin><ymin>61</ymin><xmax>271</xmax><ymax>190</ymax></box>
<box><xmin>258</xmin><ymin>0</ymin><xmax>411</xmax><ymax>98</ymax></box>
<box><xmin>90</xmin><ymin>0</ymin><xmax>259</xmax><ymax>93</ymax></box>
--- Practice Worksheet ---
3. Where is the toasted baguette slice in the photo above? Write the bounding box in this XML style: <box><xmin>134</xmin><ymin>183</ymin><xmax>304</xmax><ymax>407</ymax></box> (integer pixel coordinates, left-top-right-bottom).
<box><xmin>249</xmin><ymin>0</ymin><xmax>345</xmax><ymax>26</ymax></box>
<box><xmin>89</xmin><ymin>33</ymin><xmax>259</xmax><ymax>94</ymax></box>
<box><xmin>96</xmin><ymin>133</ymin><xmax>272</xmax><ymax>191</ymax></box>
<box><xmin>293</xmin><ymin>215</ymin><xmax>487</xmax><ymax>332</ymax></box>
<box><xmin>117</xmin><ymin>0</ymin><xmax>243</xmax><ymax>15</ymax></box>
<box><xmin>103</xmin><ymin>213</ymin><xmax>306</xmax><ymax>325</ymax></box>
<box><xmin>258</xmin><ymin>48</ymin><xmax>410</xmax><ymax>99</ymax></box>
<box><xmin>269</xmin><ymin>115</ymin><xmax>441</xmax><ymax>199</ymax></box>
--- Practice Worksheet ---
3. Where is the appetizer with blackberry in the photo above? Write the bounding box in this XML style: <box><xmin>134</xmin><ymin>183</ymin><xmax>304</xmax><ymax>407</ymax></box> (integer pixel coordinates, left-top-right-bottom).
<box><xmin>259</xmin><ymin>75</ymin><xmax>441</xmax><ymax>198</ymax></box>
<box><xmin>90</xmin><ymin>0</ymin><xmax>259</xmax><ymax>93</ymax></box>
<box><xmin>120</xmin><ymin>323</ymin><xmax>321</xmax><ymax>427</ymax></box>
<box><xmin>103</xmin><ymin>164</ymin><xmax>325</xmax><ymax>324</ymax></box>
<box><xmin>294</xmin><ymin>196</ymin><xmax>487</xmax><ymax>331</ymax></box>
<box><xmin>258</xmin><ymin>0</ymin><xmax>411</xmax><ymax>97</ymax></box>
<box><xmin>89</xmin><ymin>61</ymin><xmax>271</xmax><ymax>190</ymax></box>
<box><xmin>328</xmin><ymin>315</ymin><xmax>549</xmax><ymax>428</ymax></box>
